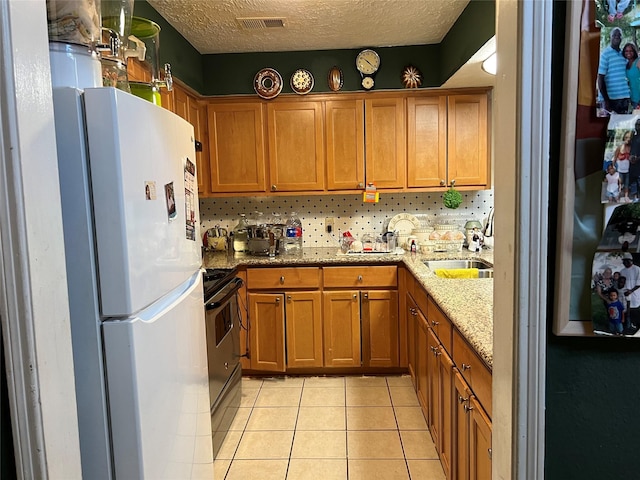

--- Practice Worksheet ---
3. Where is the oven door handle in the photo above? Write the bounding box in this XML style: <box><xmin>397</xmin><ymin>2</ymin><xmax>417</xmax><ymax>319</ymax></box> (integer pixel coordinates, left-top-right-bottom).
<box><xmin>205</xmin><ymin>277</ymin><xmax>243</xmax><ymax>310</ymax></box>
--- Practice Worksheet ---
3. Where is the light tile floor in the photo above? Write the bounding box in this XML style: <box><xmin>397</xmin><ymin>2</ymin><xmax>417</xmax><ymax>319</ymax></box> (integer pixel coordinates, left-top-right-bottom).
<box><xmin>214</xmin><ymin>375</ymin><xmax>446</xmax><ymax>480</ymax></box>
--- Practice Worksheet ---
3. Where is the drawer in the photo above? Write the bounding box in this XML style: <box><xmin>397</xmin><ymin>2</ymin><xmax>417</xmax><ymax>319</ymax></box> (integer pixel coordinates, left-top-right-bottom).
<box><xmin>414</xmin><ymin>285</ymin><xmax>428</xmax><ymax>317</ymax></box>
<box><xmin>403</xmin><ymin>268</ymin><xmax>416</xmax><ymax>298</ymax></box>
<box><xmin>427</xmin><ymin>298</ymin><xmax>452</xmax><ymax>353</ymax></box>
<box><xmin>247</xmin><ymin>267</ymin><xmax>321</xmax><ymax>289</ymax></box>
<box><xmin>453</xmin><ymin>329</ymin><xmax>492</xmax><ymax>418</ymax></box>
<box><xmin>323</xmin><ymin>265</ymin><xmax>397</xmax><ymax>288</ymax></box>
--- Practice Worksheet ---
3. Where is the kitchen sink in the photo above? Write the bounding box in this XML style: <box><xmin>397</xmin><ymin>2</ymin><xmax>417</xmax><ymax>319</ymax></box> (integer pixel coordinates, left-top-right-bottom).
<box><xmin>423</xmin><ymin>259</ymin><xmax>494</xmax><ymax>278</ymax></box>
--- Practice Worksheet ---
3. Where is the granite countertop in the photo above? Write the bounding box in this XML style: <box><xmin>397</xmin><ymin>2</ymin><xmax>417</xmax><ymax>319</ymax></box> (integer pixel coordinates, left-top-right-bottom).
<box><xmin>203</xmin><ymin>247</ymin><xmax>494</xmax><ymax>368</ymax></box>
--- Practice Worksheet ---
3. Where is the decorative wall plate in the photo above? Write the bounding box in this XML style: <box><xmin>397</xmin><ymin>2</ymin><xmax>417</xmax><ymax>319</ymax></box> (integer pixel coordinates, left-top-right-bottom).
<box><xmin>327</xmin><ymin>66</ymin><xmax>344</xmax><ymax>91</ymax></box>
<box><xmin>387</xmin><ymin>213</ymin><xmax>420</xmax><ymax>234</ymax></box>
<box><xmin>290</xmin><ymin>68</ymin><xmax>314</xmax><ymax>94</ymax></box>
<box><xmin>254</xmin><ymin>68</ymin><xmax>283</xmax><ymax>99</ymax></box>
<box><xmin>401</xmin><ymin>65</ymin><xmax>423</xmax><ymax>88</ymax></box>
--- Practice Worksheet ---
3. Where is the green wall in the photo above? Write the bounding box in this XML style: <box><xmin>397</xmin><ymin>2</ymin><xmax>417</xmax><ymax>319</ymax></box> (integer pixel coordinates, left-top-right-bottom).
<box><xmin>136</xmin><ymin>0</ymin><xmax>494</xmax><ymax>96</ymax></box>
<box><xmin>133</xmin><ymin>1</ymin><xmax>204</xmax><ymax>92</ymax></box>
<box><xmin>545</xmin><ymin>2</ymin><xmax>640</xmax><ymax>478</ymax></box>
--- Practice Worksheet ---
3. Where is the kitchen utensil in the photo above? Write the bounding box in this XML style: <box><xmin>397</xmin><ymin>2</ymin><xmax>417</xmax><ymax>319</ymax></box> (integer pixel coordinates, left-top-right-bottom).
<box><xmin>464</xmin><ymin>220</ymin><xmax>483</xmax><ymax>246</ymax></box>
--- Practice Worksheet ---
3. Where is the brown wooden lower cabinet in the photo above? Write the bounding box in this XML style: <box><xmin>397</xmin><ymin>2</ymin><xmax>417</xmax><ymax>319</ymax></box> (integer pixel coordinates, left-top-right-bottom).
<box><xmin>248</xmin><ymin>292</ymin><xmax>285</xmax><ymax>372</ymax></box>
<box><xmin>416</xmin><ymin>308</ymin><xmax>429</xmax><ymax>411</ymax></box>
<box><xmin>469</xmin><ymin>396</ymin><xmax>492</xmax><ymax>480</ymax></box>
<box><xmin>361</xmin><ymin>289</ymin><xmax>399</xmax><ymax>368</ymax></box>
<box><xmin>322</xmin><ymin>291</ymin><xmax>361</xmax><ymax>367</ymax></box>
<box><xmin>285</xmin><ymin>291</ymin><xmax>323</xmax><ymax>368</ymax></box>
<box><xmin>406</xmin><ymin>293</ymin><xmax>418</xmax><ymax>386</ymax></box>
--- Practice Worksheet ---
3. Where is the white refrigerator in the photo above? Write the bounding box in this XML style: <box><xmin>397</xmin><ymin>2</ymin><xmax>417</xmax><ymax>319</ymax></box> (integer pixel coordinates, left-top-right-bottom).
<box><xmin>52</xmin><ymin>87</ymin><xmax>213</xmax><ymax>479</ymax></box>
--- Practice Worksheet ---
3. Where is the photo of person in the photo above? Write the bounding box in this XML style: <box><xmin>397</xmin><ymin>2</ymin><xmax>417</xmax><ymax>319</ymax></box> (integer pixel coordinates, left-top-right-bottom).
<box><xmin>591</xmin><ymin>251</ymin><xmax>639</xmax><ymax>335</ymax></box>
<box><xmin>600</xmin><ymin>114</ymin><xmax>640</xmax><ymax>203</ymax></box>
<box><xmin>164</xmin><ymin>182</ymin><xmax>176</xmax><ymax>220</ymax></box>
<box><xmin>603</xmin><ymin>163</ymin><xmax>622</xmax><ymax>202</ymax></box>
<box><xmin>596</xmin><ymin>203</ymin><xmax>640</xmax><ymax>251</ymax></box>
<box><xmin>593</xmin><ymin>0</ymin><xmax>640</xmax><ymax>115</ymax></box>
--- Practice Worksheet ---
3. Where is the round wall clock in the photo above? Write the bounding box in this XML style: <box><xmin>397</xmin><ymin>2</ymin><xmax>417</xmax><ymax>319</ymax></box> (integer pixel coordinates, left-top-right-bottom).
<box><xmin>254</xmin><ymin>68</ymin><xmax>283</xmax><ymax>99</ymax></box>
<box><xmin>327</xmin><ymin>66</ymin><xmax>344</xmax><ymax>91</ymax></box>
<box><xmin>356</xmin><ymin>49</ymin><xmax>380</xmax><ymax>75</ymax></box>
<box><xmin>290</xmin><ymin>68</ymin><xmax>314</xmax><ymax>94</ymax></box>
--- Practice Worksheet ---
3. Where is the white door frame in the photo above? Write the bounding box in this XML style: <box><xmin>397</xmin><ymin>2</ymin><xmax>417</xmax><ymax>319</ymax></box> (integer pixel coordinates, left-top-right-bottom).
<box><xmin>0</xmin><ymin>1</ymin><xmax>81</xmax><ymax>478</ymax></box>
<box><xmin>493</xmin><ymin>0</ymin><xmax>552</xmax><ymax>478</ymax></box>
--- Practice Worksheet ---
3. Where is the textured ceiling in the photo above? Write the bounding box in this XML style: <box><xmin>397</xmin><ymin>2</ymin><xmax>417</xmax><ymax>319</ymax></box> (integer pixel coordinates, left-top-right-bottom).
<box><xmin>147</xmin><ymin>0</ymin><xmax>471</xmax><ymax>54</ymax></box>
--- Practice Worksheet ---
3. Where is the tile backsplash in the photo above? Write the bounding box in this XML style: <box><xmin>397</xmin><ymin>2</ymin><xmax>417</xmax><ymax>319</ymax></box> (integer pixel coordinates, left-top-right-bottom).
<box><xmin>200</xmin><ymin>190</ymin><xmax>494</xmax><ymax>247</ymax></box>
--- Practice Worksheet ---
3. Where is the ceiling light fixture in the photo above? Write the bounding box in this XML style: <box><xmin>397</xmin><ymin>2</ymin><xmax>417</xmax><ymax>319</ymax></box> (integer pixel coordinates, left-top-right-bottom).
<box><xmin>482</xmin><ymin>52</ymin><xmax>497</xmax><ymax>75</ymax></box>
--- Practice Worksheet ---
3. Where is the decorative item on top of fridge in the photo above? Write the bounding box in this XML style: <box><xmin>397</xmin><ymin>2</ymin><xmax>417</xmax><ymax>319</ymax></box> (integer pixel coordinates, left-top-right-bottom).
<box><xmin>129</xmin><ymin>16</ymin><xmax>173</xmax><ymax>106</ymax></box>
<box><xmin>47</xmin><ymin>0</ymin><xmax>104</xmax><ymax>89</ymax></box>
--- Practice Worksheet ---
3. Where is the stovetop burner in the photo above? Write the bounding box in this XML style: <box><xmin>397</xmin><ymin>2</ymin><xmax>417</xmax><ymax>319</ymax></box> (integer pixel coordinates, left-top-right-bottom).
<box><xmin>203</xmin><ymin>267</ymin><xmax>238</xmax><ymax>300</ymax></box>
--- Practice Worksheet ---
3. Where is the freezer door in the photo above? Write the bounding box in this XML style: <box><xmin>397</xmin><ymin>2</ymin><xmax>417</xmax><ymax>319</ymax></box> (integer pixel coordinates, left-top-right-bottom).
<box><xmin>83</xmin><ymin>87</ymin><xmax>201</xmax><ymax>316</ymax></box>
<box><xmin>102</xmin><ymin>271</ymin><xmax>213</xmax><ymax>479</ymax></box>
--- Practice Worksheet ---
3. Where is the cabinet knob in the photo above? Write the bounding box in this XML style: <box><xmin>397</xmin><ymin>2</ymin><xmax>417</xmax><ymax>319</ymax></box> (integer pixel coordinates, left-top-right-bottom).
<box><xmin>363</xmin><ymin>293</ymin><xmax>368</xmax><ymax>299</ymax></box>
<box><xmin>275</xmin><ymin>297</ymin><xmax>280</xmax><ymax>304</ymax></box>
<box><xmin>450</xmin><ymin>179</ymin><xmax>456</xmax><ymax>187</ymax></box>
<box><xmin>458</xmin><ymin>395</ymin><xmax>469</xmax><ymax>404</ymax></box>
<box><xmin>280</xmin><ymin>276</ymin><xmax>285</xmax><ymax>284</ymax></box>
<box><xmin>488</xmin><ymin>448</ymin><xmax>492</xmax><ymax>460</ymax></box>
<box><xmin>464</xmin><ymin>403</ymin><xmax>474</xmax><ymax>413</ymax></box>
<box><xmin>461</xmin><ymin>363</ymin><xmax>471</xmax><ymax>371</ymax></box>
<box><xmin>357</xmin><ymin>275</ymin><xmax>363</xmax><ymax>282</ymax></box>
<box><xmin>353</xmin><ymin>294</ymin><xmax>357</xmax><ymax>299</ymax></box>
<box><xmin>440</xmin><ymin>179</ymin><xmax>445</xmax><ymax>186</ymax></box>
<box><xmin>287</xmin><ymin>295</ymin><xmax>292</xmax><ymax>301</ymax></box>
<box><xmin>431</xmin><ymin>320</ymin><xmax>439</xmax><ymax>327</ymax></box>
<box><xmin>271</xmin><ymin>184</ymin><xmax>277</xmax><ymax>191</ymax></box>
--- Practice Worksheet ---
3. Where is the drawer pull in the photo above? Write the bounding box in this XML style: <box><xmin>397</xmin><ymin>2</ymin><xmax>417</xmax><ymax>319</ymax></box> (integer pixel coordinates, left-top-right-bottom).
<box><xmin>461</xmin><ymin>363</ymin><xmax>471</xmax><ymax>371</ymax></box>
<box><xmin>458</xmin><ymin>395</ymin><xmax>469</xmax><ymax>404</ymax></box>
<box><xmin>280</xmin><ymin>276</ymin><xmax>285</xmax><ymax>284</ymax></box>
<box><xmin>431</xmin><ymin>320</ymin><xmax>439</xmax><ymax>327</ymax></box>
<box><xmin>464</xmin><ymin>403</ymin><xmax>474</xmax><ymax>413</ymax></box>
<box><xmin>357</xmin><ymin>275</ymin><xmax>363</xmax><ymax>282</ymax></box>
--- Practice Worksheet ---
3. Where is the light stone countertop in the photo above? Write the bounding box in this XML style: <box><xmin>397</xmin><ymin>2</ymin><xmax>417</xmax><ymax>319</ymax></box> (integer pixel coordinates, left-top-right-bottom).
<box><xmin>203</xmin><ymin>247</ymin><xmax>494</xmax><ymax>368</ymax></box>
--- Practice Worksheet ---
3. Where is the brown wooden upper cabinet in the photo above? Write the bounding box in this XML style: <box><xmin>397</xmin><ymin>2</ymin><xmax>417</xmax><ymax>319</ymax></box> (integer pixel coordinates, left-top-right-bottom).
<box><xmin>407</xmin><ymin>93</ymin><xmax>489</xmax><ymax>189</ymax></box>
<box><xmin>364</xmin><ymin>96</ymin><xmax>406</xmax><ymax>189</ymax></box>
<box><xmin>446</xmin><ymin>94</ymin><xmax>489</xmax><ymax>188</ymax></box>
<box><xmin>174</xmin><ymin>86</ymin><xmax>208</xmax><ymax>195</ymax></box>
<box><xmin>207</xmin><ymin>101</ymin><xmax>267</xmax><ymax>194</ymax></box>
<box><xmin>325</xmin><ymin>99</ymin><xmax>365</xmax><ymax>191</ymax></box>
<box><xmin>267</xmin><ymin>100</ymin><xmax>325</xmax><ymax>192</ymax></box>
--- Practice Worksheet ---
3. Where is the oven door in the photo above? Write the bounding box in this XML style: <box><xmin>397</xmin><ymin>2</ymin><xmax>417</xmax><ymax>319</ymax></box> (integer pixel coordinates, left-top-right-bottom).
<box><xmin>205</xmin><ymin>277</ymin><xmax>242</xmax><ymax>406</ymax></box>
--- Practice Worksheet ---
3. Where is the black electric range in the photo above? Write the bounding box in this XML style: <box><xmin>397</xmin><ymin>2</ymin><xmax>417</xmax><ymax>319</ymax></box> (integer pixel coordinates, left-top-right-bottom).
<box><xmin>203</xmin><ymin>267</ymin><xmax>238</xmax><ymax>301</ymax></box>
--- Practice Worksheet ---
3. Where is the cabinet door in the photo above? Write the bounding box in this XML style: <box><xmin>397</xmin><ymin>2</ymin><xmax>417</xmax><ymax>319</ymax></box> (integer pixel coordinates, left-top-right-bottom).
<box><xmin>173</xmin><ymin>86</ymin><xmax>208</xmax><ymax>194</ymax></box>
<box><xmin>285</xmin><ymin>291</ymin><xmax>323</xmax><ymax>368</ymax></box>
<box><xmin>439</xmin><ymin>347</ymin><xmax>455</xmax><ymax>480</ymax></box>
<box><xmin>325</xmin><ymin>99</ymin><xmax>365</xmax><ymax>190</ymax></box>
<box><xmin>361</xmin><ymin>290</ymin><xmax>399</xmax><ymax>368</ymax></box>
<box><xmin>267</xmin><ymin>101</ymin><xmax>324</xmax><ymax>192</ymax></box>
<box><xmin>248</xmin><ymin>293</ymin><xmax>285</xmax><ymax>372</ymax></box>
<box><xmin>469</xmin><ymin>396</ymin><xmax>492</xmax><ymax>480</ymax></box>
<box><xmin>364</xmin><ymin>97</ymin><xmax>406</xmax><ymax>188</ymax></box>
<box><xmin>455</xmin><ymin>371</ymin><xmax>472</xmax><ymax>480</ymax></box>
<box><xmin>407</xmin><ymin>96</ymin><xmax>447</xmax><ymax>188</ymax></box>
<box><xmin>322</xmin><ymin>291</ymin><xmax>361</xmax><ymax>367</ymax></box>
<box><xmin>427</xmin><ymin>328</ymin><xmax>441</xmax><ymax>450</ymax></box>
<box><xmin>207</xmin><ymin>101</ymin><xmax>266</xmax><ymax>193</ymax></box>
<box><xmin>406</xmin><ymin>294</ymin><xmax>418</xmax><ymax>386</ymax></box>
<box><xmin>416</xmin><ymin>309</ymin><xmax>429</xmax><ymax>412</ymax></box>
<box><xmin>447</xmin><ymin>94</ymin><xmax>489</xmax><ymax>188</ymax></box>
